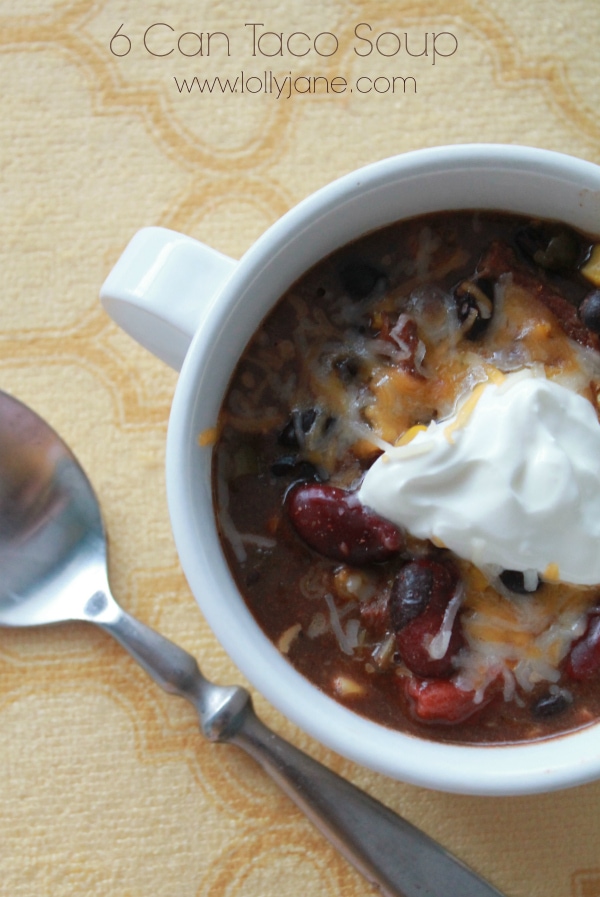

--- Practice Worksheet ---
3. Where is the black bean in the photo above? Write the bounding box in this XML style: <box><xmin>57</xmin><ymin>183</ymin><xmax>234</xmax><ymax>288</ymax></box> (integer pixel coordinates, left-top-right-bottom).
<box><xmin>339</xmin><ymin>261</ymin><xmax>383</xmax><ymax>300</ymax></box>
<box><xmin>333</xmin><ymin>356</ymin><xmax>361</xmax><ymax>382</ymax></box>
<box><xmin>270</xmin><ymin>456</ymin><xmax>322</xmax><ymax>481</ymax></box>
<box><xmin>295</xmin><ymin>461</ymin><xmax>324</xmax><ymax>482</ymax></box>
<box><xmin>531</xmin><ymin>689</ymin><xmax>572</xmax><ymax>719</ymax></box>
<box><xmin>499</xmin><ymin>569</ymin><xmax>540</xmax><ymax>594</ymax></box>
<box><xmin>579</xmin><ymin>290</ymin><xmax>600</xmax><ymax>335</ymax></box>
<box><xmin>278</xmin><ymin>409</ymin><xmax>318</xmax><ymax>448</ymax></box>
<box><xmin>455</xmin><ymin>278</ymin><xmax>495</xmax><ymax>340</ymax></box>
<box><xmin>270</xmin><ymin>455</ymin><xmax>296</xmax><ymax>476</ymax></box>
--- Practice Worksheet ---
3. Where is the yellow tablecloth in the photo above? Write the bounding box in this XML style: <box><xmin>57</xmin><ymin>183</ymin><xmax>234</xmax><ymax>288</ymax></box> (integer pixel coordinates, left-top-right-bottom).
<box><xmin>1</xmin><ymin>3</ymin><xmax>599</xmax><ymax>896</ymax></box>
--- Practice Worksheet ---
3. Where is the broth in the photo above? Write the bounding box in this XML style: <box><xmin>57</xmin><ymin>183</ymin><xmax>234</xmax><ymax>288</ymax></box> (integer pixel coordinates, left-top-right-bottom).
<box><xmin>212</xmin><ymin>210</ymin><xmax>600</xmax><ymax>745</ymax></box>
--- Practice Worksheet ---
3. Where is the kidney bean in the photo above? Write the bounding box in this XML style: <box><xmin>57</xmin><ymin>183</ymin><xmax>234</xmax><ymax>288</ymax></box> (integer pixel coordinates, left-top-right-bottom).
<box><xmin>396</xmin><ymin>606</ymin><xmax>463</xmax><ymax>678</ymax></box>
<box><xmin>564</xmin><ymin>610</ymin><xmax>600</xmax><ymax>680</ymax></box>
<box><xmin>390</xmin><ymin>559</ymin><xmax>456</xmax><ymax>628</ymax></box>
<box><xmin>390</xmin><ymin>559</ymin><xmax>463</xmax><ymax>678</ymax></box>
<box><xmin>287</xmin><ymin>483</ymin><xmax>403</xmax><ymax>565</ymax></box>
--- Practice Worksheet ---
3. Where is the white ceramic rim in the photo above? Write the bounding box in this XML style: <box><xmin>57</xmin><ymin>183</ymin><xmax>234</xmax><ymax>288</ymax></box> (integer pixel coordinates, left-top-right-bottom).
<box><xmin>166</xmin><ymin>144</ymin><xmax>600</xmax><ymax>795</ymax></box>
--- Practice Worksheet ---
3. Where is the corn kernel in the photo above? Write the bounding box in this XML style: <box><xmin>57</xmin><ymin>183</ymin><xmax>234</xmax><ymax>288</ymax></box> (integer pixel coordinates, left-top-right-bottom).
<box><xmin>332</xmin><ymin>675</ymin><xmax>366</xmax><ymax>698</ymax></box>
<box><xmin>582</xmin><ymin>244</ymin><xmax>600</xmax><ymax>287</ymax></box>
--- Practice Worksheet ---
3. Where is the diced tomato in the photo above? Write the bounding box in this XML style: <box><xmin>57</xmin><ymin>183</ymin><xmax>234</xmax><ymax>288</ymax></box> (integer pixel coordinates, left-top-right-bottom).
<box><xmin>287</xmin><ymin>483</ymin><xmax>404</xmax><ymax>565</ymax></box>
<box><xmin>403</xmin><ymin>677</ymin><xmax>491</xmax><ymax>724</ymax></box>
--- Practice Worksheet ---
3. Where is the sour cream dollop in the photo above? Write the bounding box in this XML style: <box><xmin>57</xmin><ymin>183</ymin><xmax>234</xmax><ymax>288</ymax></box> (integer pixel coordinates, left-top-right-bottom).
<box><xmin>359</xmin><ymin>369</ymin><xmax>600</xmax><ymax>585</ymax></box>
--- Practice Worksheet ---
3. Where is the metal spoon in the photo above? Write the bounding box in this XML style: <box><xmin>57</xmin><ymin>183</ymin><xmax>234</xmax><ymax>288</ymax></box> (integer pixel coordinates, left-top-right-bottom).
<box><xmin>0</xmin><ymin>389</ymin><xmax>506</xmax><ymax>897</ymax></box>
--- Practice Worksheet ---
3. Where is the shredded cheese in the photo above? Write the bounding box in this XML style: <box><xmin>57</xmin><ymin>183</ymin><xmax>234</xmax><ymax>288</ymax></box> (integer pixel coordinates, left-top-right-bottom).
<box><xmin>443</xmin><ymin>381</ymin><xmax>487</xmax><ymax>443</ymax></box>
<box><xmin>198</xmin><ymin>426</ymin><xmax>218</xmax><ymax>447</ymax></box>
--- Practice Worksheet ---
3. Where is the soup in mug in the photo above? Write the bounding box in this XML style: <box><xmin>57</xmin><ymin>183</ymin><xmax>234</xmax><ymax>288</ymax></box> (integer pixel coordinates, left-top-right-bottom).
<box><xmin>211</xmin><ymin>209</ymin><xmax>600</xmax><ymax>745</ymax></box>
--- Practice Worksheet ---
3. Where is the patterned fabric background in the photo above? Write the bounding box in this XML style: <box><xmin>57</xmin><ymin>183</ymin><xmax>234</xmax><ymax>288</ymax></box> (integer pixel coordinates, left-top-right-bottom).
<box><xmin>0</xmin><ymin>2</ymin><xmax>599</xmax><ymax>896</ymax></box>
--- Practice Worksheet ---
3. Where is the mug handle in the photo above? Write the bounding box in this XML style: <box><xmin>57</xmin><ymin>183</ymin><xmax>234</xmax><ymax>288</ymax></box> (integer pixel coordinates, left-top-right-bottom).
<box><xmin>100</xmin><ymin>227</ymin><xmax>237</xmax><ymax>371</ymax></box>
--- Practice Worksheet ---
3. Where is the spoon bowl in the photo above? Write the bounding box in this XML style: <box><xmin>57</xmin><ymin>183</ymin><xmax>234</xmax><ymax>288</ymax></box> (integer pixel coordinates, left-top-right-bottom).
<box><xmin>0</xmin><ymin>391</ymin><xmax>109</xmax><ymax>627</ymax></box>
<box><xmin>0</xmin><ymin>389</ymin><xmax>505</xmax><ymax>897</ymax></box>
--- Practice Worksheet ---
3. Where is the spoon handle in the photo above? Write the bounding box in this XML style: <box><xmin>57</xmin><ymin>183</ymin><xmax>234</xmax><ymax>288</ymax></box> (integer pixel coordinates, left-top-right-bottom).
<box><xmin>94</xmin><ymin>594</ymin><xmax>505</xmax><ymax>897</ymax></box>
<box><xmin>229</xmin><ymin>710</ymin><xmax>506</xmax><ymax>897</ymax></box>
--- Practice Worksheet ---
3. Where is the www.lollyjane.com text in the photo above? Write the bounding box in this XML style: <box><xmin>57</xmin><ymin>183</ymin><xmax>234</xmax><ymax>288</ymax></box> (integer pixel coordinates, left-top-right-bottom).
<box><xmin>173</xmin><ymin>70</ymin><xmax>418</xmax><ymax>97</ymax></box>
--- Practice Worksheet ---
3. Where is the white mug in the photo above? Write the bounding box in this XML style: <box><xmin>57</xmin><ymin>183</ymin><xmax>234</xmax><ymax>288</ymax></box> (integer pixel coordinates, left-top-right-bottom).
<box><xmin>100</xmin><ymin>145</ymin><xmax>600</xmax><ymax>794</ymax></box>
